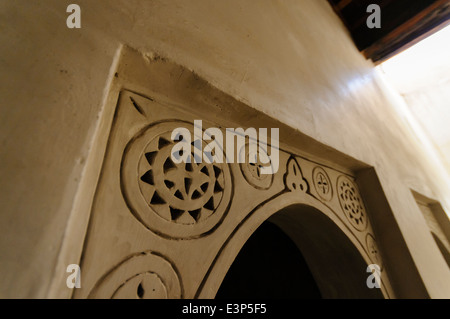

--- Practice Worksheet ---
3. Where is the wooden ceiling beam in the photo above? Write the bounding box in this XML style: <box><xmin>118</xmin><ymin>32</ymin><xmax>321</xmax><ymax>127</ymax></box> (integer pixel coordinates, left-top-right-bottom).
<box><xmin>335</xmin><ymin>0</ymin><xmax>353</xmax><ymax>11</ymax></box>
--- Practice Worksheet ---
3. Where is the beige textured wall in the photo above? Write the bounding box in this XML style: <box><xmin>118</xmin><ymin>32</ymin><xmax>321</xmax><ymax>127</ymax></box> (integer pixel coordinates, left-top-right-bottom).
<box><xmin>1</xmin><ymin>0</ymin><xmax>449</xmax><ymax>298</ymax></box>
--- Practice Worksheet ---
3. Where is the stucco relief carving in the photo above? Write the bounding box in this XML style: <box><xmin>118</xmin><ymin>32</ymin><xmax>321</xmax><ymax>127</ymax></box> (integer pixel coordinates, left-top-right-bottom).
<box><xmin>366</xmin><ymin>233</ymin><xmax>383</xmax><ymax>270</ymax></box>
<box><xmin>78</xmin><ymin>87</ymin><xmax>392</xmax><ymax>299</ymax></box>
<box><xmin>89</xmin><ymin>252</ymin><xmax>182</xmax><ymax>299</ymax></box>
<box><xmin>121</xmin><ymin>121</ymin><xmax>232</xmax><ymax>239</ymax></box>
<box><xmin>284</xmin><ymin>158</ymin><xmax>308</xmax><ymax>193</ymax></box>
<box><xmin>239</xmin><ymin>144</ymin><xmax>274</xmax><ymax>190</ymax></box>
<box><xmin>337</xmin><ymin>175</ymin><xmax>368</xmax><ymax>232</ymax></box>
<box><xmin>313</xmin><ymin>166</ymin><xmax>333</xmax><ymax>202</ymax></box>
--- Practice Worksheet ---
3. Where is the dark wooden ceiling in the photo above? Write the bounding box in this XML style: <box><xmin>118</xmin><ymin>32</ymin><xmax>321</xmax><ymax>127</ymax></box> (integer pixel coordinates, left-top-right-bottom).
<box><xmin>328</xmin><ymin>0</ymin><xmax>450</xmax><ymax>63</ymax></box>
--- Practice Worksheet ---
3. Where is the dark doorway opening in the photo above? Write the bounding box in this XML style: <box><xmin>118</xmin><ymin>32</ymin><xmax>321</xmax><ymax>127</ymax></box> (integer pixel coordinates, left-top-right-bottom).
<box><xmin>215</xmin><ymin>221</ymin><xmax>322</xmax><ymax>299</ymax></box>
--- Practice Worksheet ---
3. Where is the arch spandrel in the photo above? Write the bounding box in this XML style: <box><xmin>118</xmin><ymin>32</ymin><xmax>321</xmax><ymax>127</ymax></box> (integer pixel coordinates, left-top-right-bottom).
<box><xmin>195</xmin><ymin>192</ymin><xmax>390</xmax><ymax>299</ymax></box>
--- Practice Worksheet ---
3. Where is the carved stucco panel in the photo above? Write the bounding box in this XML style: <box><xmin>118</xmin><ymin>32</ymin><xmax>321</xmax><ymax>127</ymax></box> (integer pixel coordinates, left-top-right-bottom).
<box><xmin>75</xmin><ymin>89</ymin><xmax>392</xmax><ymax>299</ymax></box>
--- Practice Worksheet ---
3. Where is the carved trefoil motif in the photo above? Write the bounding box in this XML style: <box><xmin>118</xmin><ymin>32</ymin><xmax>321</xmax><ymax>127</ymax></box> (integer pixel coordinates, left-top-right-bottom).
<box><xmin>284</xmin><ymin>158</ymin><xmax>308</xmax><ymax>193</ymax></box>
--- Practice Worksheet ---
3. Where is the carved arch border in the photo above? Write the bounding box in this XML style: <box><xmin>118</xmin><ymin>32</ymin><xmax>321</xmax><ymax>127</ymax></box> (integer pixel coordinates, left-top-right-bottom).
<box><xmin>195</xmin><ymin>190</ymin><xmax>392</xmax><ymax>299</ymax></box>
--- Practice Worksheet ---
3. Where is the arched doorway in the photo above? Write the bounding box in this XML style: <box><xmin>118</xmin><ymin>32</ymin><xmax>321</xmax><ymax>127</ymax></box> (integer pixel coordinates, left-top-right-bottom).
<box><xmin>216</xmin><ymin>220</ymin><xmax>322</xmax><ymax>299</ymax></box>
<box><xmin>215</xmin><ymin>204</ymin><xmax>384</xmax><ymax>299</ymax></box>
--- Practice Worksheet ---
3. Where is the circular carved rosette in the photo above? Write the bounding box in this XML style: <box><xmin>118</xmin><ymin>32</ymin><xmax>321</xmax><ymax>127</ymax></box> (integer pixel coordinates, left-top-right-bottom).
<box><xmin>366</xmin><ymin>234</ymin><xmax>383</xmax><ymax>270</ymax></box>
<box><xmin>89</xmin><ymin>252</ymin><xmax>182</xmax><ymax>299</ymax></box>
<box><xmin>337</xmin><ymin>175</ymin><xmax>367</xmax><ymax>232</ymax></box>
<box><xmin>312</xmin><ymin>166</ymin><xmax>333</xmax><ymax>201</ymax></box>
<box><xmin>239</xmin><ymin>143</ymin><xmax>274</xmax><ymax>190</ymax></box>
<box><xmin>121</xmin><ymin>122</ymin><xmax>232</xmax><ymax>239</ymax></box>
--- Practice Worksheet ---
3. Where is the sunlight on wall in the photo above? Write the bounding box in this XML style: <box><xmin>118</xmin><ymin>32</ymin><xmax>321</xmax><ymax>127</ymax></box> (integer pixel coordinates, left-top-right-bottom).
<box><xmin>376</xmin><ymin>24</ymin><xmax>450</xmax><ymax>180</ymax></box>
<box><xmin>378</xmin><ymin>24</ymin><xmax>450</xmax><ymax>94</ymax></box>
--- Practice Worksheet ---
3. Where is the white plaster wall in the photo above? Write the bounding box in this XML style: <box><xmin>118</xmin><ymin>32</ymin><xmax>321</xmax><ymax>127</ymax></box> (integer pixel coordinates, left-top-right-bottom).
<box><xmin>403</xmin><ymin>81</ymin><xmax>450</xmax><ymax>171</ymax></box>
<box><xmin>0</xmin><ymin>0</ymin><xmax>449</xmax><ymax>298</ymax></box>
